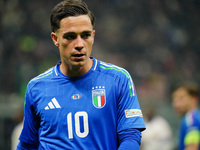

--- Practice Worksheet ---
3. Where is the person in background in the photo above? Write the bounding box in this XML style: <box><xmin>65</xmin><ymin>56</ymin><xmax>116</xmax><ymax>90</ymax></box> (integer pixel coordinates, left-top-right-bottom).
<box><xmin>17</xmin><ymin>0</ymin><xmax>145</xmax><ymax>149</ymax></box>
<box><xmin>172</xmin><ymin>82</ymin><xmax>200</xmax><ymax>150</ymax></box>
<box><xmin>141</xmin><ymin>106</ymin><xmax>173</xmax><ymax>150</ymax></box>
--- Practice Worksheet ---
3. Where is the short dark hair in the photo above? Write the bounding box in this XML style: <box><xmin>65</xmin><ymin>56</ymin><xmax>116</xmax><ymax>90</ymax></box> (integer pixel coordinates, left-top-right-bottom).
<box><xmin>50</xmin><ymin>0</ymin><xmax>95</xmax><ymax>32</ymax></box>
<box><xmin>174</xmin><ymin>82</ymin><xmax>199</xmax><ymax>98</ymax></box>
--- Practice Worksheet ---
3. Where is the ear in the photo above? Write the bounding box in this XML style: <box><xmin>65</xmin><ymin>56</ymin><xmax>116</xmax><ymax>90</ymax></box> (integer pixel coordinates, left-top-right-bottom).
<box><xmin>92</xmin><ymin>30</ymin><xmax>95</xmax><ymax>44</ymax></box>
<box><xmin>51</xmin><ymin>32</ymin><xmax>59</xmax><ymax>47</ymax></box>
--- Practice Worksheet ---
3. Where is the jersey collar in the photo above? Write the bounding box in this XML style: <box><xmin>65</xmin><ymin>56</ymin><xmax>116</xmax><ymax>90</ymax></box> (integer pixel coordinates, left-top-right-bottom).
<box><xmin>54</xmin><ymin>57</ymin><xmax>98</xmax><ymax>79</ymax></box>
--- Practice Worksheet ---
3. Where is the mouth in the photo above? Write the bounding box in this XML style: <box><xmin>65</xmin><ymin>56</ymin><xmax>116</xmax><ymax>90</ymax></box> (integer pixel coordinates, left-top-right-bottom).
<box><xmin>72</xmin><ymin>54</ymin><xmax>85</xmax><ymax>59</ymax></box>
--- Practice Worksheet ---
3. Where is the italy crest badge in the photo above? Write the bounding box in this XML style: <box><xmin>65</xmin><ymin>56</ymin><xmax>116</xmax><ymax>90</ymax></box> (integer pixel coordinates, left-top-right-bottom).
<box><xmin>92</xmin><ymin>87</ymin><xmax>106</xmax><ymax>108</ymax></box>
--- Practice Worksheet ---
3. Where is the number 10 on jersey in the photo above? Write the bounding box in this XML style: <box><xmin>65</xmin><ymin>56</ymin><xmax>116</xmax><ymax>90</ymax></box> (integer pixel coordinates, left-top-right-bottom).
<box><xmin>67</xmin><ymin>111</ymin><xmax>89</xmax><ymax>139</ymax></box>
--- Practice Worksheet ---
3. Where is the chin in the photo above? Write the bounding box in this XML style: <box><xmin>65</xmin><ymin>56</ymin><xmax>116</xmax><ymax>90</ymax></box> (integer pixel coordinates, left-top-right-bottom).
<box><xmin>177</xmin><ymin>110</ymin><xmax>185</xmax><ymax>116</ymax></box>
<box><xmin>71</xmin><ymin>61</ymin><xmax>85</xmax><ymax>67</ymax></box>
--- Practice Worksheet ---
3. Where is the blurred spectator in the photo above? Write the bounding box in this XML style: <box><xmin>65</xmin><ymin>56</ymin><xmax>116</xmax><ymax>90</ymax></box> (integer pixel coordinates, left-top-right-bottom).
<box><xmin>172</xmin><ymin>82</ymin><xmax>200</xmax><ymax>150</ymax></box>
<box><xmin>11</xmin><ymin>107</ymin><xmax>23</xmax><ymax>150</ymax></box>
<box><xmin>141</xmin><ymin>107</ymin><xmax>173</xmax><ymax>150</ymax></box>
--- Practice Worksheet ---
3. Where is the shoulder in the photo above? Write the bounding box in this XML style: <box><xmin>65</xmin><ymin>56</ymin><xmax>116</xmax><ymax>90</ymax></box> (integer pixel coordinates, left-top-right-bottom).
<box><xmin>97</xmin><ymin>60</ymin><xmax>132</xmax><ymax>80</ymax></box>
<box><xmin>184</xmin><ymin>109</ymin><xmax>200</xmax><ymax>127</ymax></box>
<box><xmin>96</xmin><ymin>60</ymin><xmax>136</xmax><ymax>96</ymax></box>
<box><xmin>27</xmin><ymin>66</ymin><xmax>55</xmax><ymax>91</ymax></box>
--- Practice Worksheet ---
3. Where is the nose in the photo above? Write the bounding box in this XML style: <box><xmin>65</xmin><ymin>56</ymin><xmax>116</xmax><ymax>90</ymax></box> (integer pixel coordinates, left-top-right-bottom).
<box><xmin>74</xmin><ymin>36</ymin><xmax>84</xmax><ymax>51</ymax></box>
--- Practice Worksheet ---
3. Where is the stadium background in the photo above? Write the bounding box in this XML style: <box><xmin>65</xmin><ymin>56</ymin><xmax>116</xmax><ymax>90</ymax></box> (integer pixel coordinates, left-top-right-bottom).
<box><xmin>0</xmin><ymin>0</ymin><xmax>199</xmax><ymax>149</ymax></box>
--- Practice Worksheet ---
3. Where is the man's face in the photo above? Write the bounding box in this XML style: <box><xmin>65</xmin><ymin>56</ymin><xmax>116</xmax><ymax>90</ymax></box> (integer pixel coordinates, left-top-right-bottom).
<box><xmin>51</xmin><ymin>15</ymin><xmax>95</xmax><ymax>68</ymax></box>
<box><xmin>172</xmin><ymin>88</ymin><xmax>193</xmax><ymax>116</ymax></box>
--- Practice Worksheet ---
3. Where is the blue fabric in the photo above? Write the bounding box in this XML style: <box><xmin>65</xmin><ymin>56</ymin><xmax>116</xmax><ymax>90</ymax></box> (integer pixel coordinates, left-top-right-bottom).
<box><xmin>118</xmin><ymin>129</ymin><xmax>141</xmax><ymax>150</ymax></box>
<box><xmin>179</xmin><ymin>109</ymin><xmax>200</xmax><ymax>150</ymax></box>
<box><xmin>18</xmin><ymin>57</ymin><xmax>145</xmax><ymax>149</ymax></box>
<box><xmin>17</xmin><ymin>141</ymin><xmax>38</xmax><ymax>150</ymax></box>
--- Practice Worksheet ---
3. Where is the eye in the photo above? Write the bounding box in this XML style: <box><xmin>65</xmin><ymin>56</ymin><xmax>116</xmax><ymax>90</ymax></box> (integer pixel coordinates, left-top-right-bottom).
<box><xmin>81</xmin><ymin>32</ymin><xmax>91</xmax><ymax>39</ymax></box>
<box><xmin>63</xmin><ymin>33</ymin><xmax>77</xmax><ymax>40</ymax></box>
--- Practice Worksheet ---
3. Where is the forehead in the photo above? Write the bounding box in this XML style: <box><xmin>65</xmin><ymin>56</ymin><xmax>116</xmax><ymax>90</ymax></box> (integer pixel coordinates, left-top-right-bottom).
<box><xmin>173</xmin><ymin>88</ymin><xmax>188</xmax><ymax>98</ymax></box>
<box><xmin>59</xmin><ymin>15</ymin><xmax>93</xmax><ymax>33</ymax></box>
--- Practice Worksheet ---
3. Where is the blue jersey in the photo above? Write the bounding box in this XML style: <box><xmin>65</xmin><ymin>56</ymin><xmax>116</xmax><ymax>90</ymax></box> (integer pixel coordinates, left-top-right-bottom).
<box><xmin>179</xmin><ymin>109</ymin><xmax>200</xmax><ymax>150</ymax></box>
<box><xmin>19</xmin><ymin>57</ymin><xmax>145</xmax><ymax>149</ymax></box>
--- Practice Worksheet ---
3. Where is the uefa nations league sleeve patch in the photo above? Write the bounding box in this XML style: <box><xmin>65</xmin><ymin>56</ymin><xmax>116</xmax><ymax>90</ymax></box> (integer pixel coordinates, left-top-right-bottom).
<box><xmin>125</xmin><ymin>109</ymin><xmax>143</xmax><ymax>118</ymax></box>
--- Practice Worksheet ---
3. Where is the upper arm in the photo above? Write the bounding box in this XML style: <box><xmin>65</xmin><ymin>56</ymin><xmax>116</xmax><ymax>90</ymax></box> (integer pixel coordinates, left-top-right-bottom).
<box><xmin>185</xmin><ymin>144</ymin><xmax>199</xmax><ymax>150</ymax></box>
<box><xmin>116</xmin><ymin>71</ymin><xmax>145</xmax><ymax>132</ymax></box>
<box><xmin>184</xmin><ymin>129</ymin><xmax>200</xmax><ymax>150</ymax></box>
<box><xmin>19</xmin><ymin>88</ymin><xmax>40</xmax><ymax>144</ymax></box>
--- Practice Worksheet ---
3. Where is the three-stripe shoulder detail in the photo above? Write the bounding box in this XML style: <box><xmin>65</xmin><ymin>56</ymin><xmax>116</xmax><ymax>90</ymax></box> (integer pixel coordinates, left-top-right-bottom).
<box><xmin>99</xmin><ymin>62</ymin><xmax>135</xmax><ymax>97</ymax></box>
<box><xmin>29</xmin><ymin>68</ymin><xmax>54</xmax><ymax>83</ymax></box>
<box><xmin>99</xmin><ymin>62</ymin><xmax>130</xmax><ymax>78</ymax></box>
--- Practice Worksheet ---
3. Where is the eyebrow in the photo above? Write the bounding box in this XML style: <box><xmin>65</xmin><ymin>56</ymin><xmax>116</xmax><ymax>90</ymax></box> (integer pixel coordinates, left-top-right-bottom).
<box><xmin>82</xmin><ymin>31</ymin><xmax>92</xmax><ymax>34</ymax></box>
<box><xmin>63</xmin><ymin>30</ymin><xmax>92</xmax><ymax>35</ymax></box>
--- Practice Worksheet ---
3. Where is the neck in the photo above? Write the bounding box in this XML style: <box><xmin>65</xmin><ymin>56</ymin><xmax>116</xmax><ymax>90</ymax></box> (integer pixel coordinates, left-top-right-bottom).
<box><xmin>188</xmin><ymin>106</ymin><xmax>197</xmax><ymax>112</ymax></box>
<box><xmin>60</xmin><ymin>59</ymin><xmax>93</xmax><ymax>77</ymax></box>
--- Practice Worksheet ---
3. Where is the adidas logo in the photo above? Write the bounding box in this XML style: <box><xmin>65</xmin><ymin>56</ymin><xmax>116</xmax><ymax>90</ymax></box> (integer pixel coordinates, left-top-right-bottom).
<box><xmin>44</xmin><ymin>97</ymin><xmax>61</xmax><ymax>110</ymax></box>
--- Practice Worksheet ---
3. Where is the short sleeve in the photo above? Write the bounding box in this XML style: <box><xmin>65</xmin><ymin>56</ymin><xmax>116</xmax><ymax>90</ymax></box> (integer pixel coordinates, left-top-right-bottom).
<box><xmin>19</xmin><ymin>86</ymin><xmax>40</xmax><ymax>144</ymax></box>
<box><xmin>116</xmin><ymin>70</ymin><xmax>146</xmax><ymax>133</ymax></box>
<box><xmin>184</xmin><ymin>129</ymin><xmax>200</xmax><ymax>145</ymax></box>
<box><xmin>183</xmin><ymin>111</ymin><xmax>200</xmax><ymax>147</ymax></box>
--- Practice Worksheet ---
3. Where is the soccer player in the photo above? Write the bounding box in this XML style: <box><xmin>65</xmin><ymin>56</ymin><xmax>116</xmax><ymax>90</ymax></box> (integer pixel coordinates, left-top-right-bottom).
<box><xmin>172</xmin><ymin>83</ymin><xmax>200</xmax><ymax>150</ymax></box>
<box><xmin>17</xmin><ymin>0</ymin><xmax>146</xmax><ymax>149</ymax></box>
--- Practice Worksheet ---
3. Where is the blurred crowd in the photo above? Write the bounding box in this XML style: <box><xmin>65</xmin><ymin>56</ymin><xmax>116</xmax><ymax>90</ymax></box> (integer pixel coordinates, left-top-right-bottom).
<box><xmin>0</xmin><ymin>0</ymin><xmax>200</xmax><ymax>149</ymax></box>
